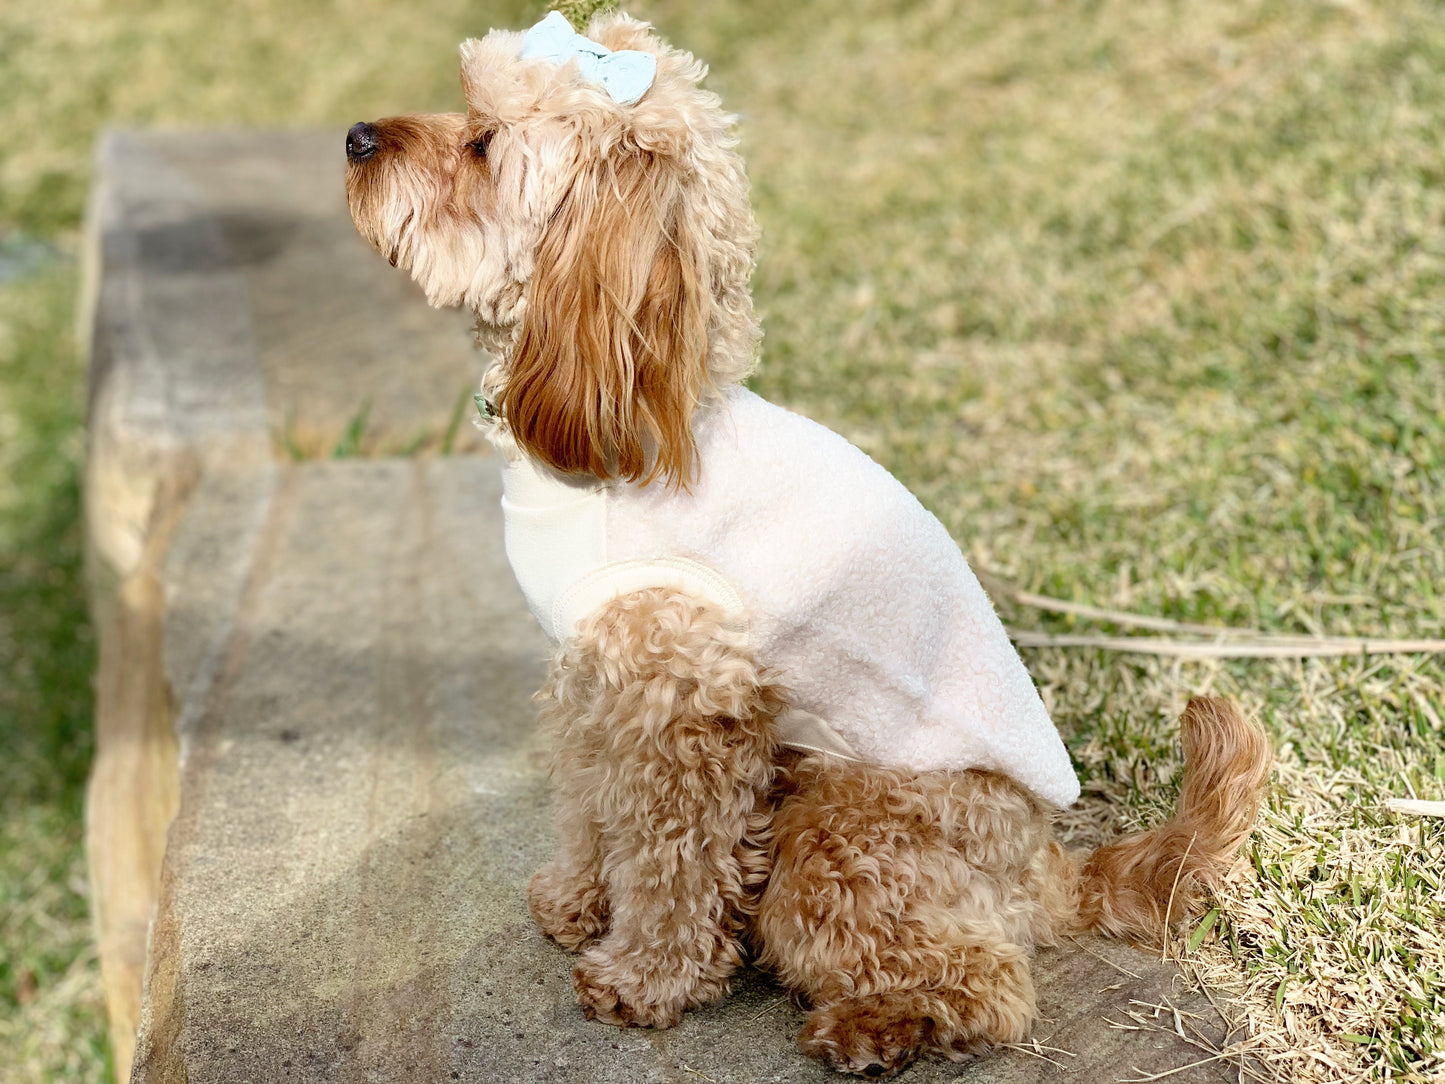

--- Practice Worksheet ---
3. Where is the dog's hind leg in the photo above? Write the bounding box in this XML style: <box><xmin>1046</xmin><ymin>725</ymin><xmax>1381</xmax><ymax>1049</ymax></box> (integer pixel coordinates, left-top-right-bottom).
<box><xmin>757</xmin><ymin>758</ymin><xmax>1051</xmax><ymax>1076</ymax></box>
<box><xmin>796</xmin><ymin>947</ymin><xmax>1036</xmax><ymax>1077</ymax></box>
<box><xmin>541</xmin><ymin>588</ymin><xmax>782</xmax><ymax>1028</ymax></box>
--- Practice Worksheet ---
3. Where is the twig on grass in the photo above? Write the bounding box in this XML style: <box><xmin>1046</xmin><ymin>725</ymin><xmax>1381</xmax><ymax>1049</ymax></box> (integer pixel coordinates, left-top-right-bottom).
<box><xmin>979</xmin><ymin>572</ymin><xmax>1269</xmax><ymax>637</ymax></box>
<box><xmin>1384</xmin><ymin>799</ymin><xmax>1445</xmax><ymax>818</ymax></box>
<box><xmin>1006</xmin><ymin>629</ymin><xmax>1445</xmax><ymax>659</ymax></box>
<box><xmin>981</xmin><ymin>571</ymin><xmax>1445</xmax><ymax>658</ymax></box>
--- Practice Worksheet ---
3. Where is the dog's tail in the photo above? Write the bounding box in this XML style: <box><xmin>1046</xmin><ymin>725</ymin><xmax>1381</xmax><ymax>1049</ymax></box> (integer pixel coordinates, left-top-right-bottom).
<box><xmin>1067</xmin><ymin>696</ymin><xmax>1272</xmax><ymax>943</ymax></box>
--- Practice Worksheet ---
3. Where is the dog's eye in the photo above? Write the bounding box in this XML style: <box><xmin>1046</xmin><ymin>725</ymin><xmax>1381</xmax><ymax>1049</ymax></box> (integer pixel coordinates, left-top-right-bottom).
<box><xmin>469</xmin><ymin>132</ymin><xmax>493</xmax><ymax>158</ymax></box>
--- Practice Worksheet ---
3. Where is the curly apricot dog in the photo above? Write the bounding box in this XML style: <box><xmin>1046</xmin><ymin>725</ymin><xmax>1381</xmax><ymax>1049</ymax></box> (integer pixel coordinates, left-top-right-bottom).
<box><xmin>345</xmin><ymin>11</ymin><xmax>1271</xmax><ymax>1076</ymax></box>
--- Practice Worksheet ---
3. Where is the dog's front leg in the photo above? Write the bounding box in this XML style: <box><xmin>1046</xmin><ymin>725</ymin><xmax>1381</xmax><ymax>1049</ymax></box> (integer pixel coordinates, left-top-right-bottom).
<box><xmin>528</xmin><ymin>763</ymin><xmax>610</xmax><ymax>950</ymax></box>
<box><xmin>537</xmin><ymin>588</ymin><xmax>780</xmax><ymax>1028</ymax></box>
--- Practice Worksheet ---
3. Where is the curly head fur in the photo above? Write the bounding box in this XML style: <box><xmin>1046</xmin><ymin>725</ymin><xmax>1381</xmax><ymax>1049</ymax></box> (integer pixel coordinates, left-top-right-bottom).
<box><xmin>345</xmin><ymin>13</ymin><xmax>760</xmax><ymax>487</ymax></box>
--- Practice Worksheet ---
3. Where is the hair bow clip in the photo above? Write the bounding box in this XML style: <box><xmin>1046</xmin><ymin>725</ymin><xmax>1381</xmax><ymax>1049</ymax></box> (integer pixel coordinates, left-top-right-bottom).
<box><xmin>520</xmin><ymin>10</ymin><xmax>656</xmax><ymax>105</ymax></box>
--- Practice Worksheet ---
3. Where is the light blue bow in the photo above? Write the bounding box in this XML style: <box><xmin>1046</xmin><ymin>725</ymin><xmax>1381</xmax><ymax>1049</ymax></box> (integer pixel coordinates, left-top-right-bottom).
<box><xmin>520</xmin><ymin>10</ymin><xmax>657</xmax><ymax>106</ymax></box>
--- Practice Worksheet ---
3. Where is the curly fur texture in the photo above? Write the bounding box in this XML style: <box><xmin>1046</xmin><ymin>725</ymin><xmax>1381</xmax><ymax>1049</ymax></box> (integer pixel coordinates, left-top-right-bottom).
<box><xmin>527</xmin><ymin>588</ymin><xmax>784</xmax><ymax>1027</ymax></box>
<box><xmin>758</xmin><ymin>697</ymin><xmax>1271</xmax><ymax>1076</ymax></box>
<box><xmin>343</xmin><ymin>13</ymin><xmax>1274</xmax><ymax>1076</ymax></box>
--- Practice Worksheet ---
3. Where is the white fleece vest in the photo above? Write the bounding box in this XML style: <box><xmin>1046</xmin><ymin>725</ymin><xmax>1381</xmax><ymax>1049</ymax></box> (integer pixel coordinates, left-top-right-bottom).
<box><xmin>499</xmin><ymin>387</ymin><xmax>1080</xmax><ymax>809</ymax></box>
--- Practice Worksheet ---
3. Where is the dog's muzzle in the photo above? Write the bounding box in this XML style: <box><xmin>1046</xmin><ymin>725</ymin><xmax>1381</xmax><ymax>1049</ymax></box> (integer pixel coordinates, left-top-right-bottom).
<box><xmin>346</xmin><ymin>122</ymin><xmax>379</xmax><ymax>162</ymax></box>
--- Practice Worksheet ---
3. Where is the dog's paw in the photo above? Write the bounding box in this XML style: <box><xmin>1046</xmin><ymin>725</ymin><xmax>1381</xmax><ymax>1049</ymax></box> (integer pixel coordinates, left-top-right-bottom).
<box><xmin>798</xmin><ymin>995</ymin><xmax>931</xmax><ymax>1078</ymax></box>
<box><xmin>572</xmin><ymin>944</ymin><xmax>733</xmax><ymax>1029</ymax></box>
<box><xmin>572</xmin><ymin>953</ymin><xmax>686</xmax><ymax>1029</ymax></box>
<box><xmin>527</xmin><ymin>865</ymin><xmax>608</xmax><ymax>951</ymax></box>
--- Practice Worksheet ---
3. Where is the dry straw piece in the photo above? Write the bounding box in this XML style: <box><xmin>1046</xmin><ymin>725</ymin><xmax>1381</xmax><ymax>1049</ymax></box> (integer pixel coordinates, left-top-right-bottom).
<box><xmin>1385</xmin><ymin>799</ymin><xmax>1445</xmax><ymax>818</ymax></box>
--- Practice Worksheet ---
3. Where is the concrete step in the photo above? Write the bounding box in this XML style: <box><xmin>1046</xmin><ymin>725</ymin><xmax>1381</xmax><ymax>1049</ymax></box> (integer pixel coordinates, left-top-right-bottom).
<box><xmin>83</xmin><ymin>130</ymin><xmax>1238</xmax><ymax>1084</ymax></box>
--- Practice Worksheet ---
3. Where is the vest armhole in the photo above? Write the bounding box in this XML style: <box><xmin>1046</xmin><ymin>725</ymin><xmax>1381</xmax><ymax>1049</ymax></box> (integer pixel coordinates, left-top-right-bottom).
<box><xmin>553</xmin><ymin>557</ymin><xmax>749</xmax><ymax>640</ymax></box>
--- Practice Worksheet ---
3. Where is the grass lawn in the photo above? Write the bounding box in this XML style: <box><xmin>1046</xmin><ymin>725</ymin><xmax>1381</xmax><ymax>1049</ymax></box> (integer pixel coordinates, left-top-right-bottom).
<box><xmin>3</xmin><ymin>0</ymin><xmax>1442</xmax><ymax>1081</ymax></box>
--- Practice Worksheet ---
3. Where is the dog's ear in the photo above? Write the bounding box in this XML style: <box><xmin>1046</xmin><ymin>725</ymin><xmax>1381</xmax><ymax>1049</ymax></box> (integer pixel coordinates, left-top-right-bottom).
<box><xmin>499</xmin><ymin>146</ymin><xmax>708</xmax><ymax>489</ymax></box>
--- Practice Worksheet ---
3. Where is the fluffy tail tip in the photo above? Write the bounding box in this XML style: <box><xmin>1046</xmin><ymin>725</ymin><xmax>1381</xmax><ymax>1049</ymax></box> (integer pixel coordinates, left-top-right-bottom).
<box><xmin>1078</xmin><ymin>695</ymin><xmax>1272</xmax><ymax>943</ymax></box>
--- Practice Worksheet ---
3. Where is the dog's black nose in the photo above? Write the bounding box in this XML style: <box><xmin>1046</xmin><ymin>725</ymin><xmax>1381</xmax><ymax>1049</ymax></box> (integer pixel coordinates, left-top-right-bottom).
<box><xmin>346</xmin><ymin>122</ymin><xmax>379</xmax><ymax>162</ymax></box>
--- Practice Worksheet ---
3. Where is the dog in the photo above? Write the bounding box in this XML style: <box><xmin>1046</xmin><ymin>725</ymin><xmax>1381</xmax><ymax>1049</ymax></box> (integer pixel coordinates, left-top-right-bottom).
<box><xmin>344</xmin><ymin>10</ymin><xmax>1272</xmax><ymax>1076</ymax></box>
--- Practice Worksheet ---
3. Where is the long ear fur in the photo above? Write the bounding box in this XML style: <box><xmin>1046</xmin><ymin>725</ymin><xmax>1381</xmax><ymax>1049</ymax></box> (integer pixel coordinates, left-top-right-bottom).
<box><xmin>499</xmin><ymin>148</ymin><xmax>708</xmax><ymax>488</ymax></box>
